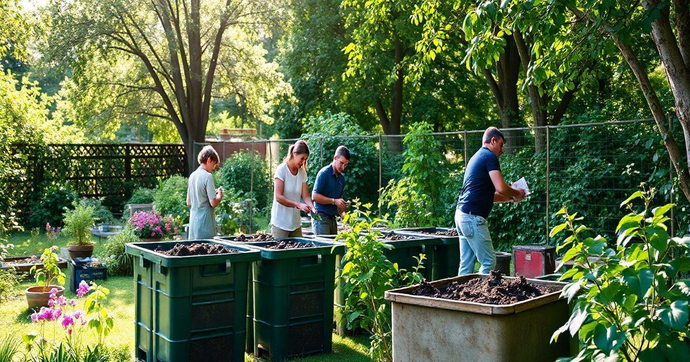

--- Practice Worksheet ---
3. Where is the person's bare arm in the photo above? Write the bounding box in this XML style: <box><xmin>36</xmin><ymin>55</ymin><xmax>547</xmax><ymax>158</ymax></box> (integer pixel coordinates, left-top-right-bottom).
<box><xmin>302</xmin><ymin>182</ymin><xmax>315</xmax><ymax>213</ymax></box>
<box><xmin>209</xmin><ymin>189</ymin><xmax>223</xmax><ymax>208</ymax></box>
<box><xmin>489</xmin><ymin>170</ymin><xmax>525</xmax><ymax>201</ymax></box>
<box><xmin>312</xmin><ymin>192</ymin><xmax>332</xmax><ymax>205</ymax></box>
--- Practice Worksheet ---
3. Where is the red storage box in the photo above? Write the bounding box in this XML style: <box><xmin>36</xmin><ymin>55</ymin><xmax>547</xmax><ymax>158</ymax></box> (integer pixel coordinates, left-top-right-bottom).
<box><xmin>512</xmin><ymin>245</ymin><xmax>556</xmax><ymax>278</ymax></box>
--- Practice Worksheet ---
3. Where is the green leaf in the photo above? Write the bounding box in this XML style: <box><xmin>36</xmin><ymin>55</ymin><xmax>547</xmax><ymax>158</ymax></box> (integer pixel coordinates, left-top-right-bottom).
<box><xmin>568</xmin><ymin>306</ymin><xmax>588</xmax><ymax>336</ymax></box>
<box><xmin>616</xmin><ymin>213</ymin><xmax>643</xmax><ymax>233</ymax></box>
<box><xmin>657</xmin><ymin>300</ymin><xmax>689</xmax><ymax>330</ymax></box>
<box><xmin>620</xmin><ymin>191</ymin><xmax>644</xmax><ymax>208</ymax></box>
<box><xmin>652</xmin><ymin>203</ymin><xmax>674</xmax><ymax>218</ymax></box>
<box><xmin>550</xmin><ymin>222</ymin><xmax>568</xmax><ymax>237</ymax></box>
<box><xmin>623</xmin><ymin>267</ymin><xmax>653</xmax><ymax>299</ymax></box>
<box><xmin>670</xmin><ymin>257</ymin><xmax>690</xmax><ymax>273</ymax></box>
<box><xmin>661</xmin><ymin>339</ymin><xmax>690</xmax><ymax>361</ymax></box>
<box><xmin>676</xmin><ymin>280</ymin><xmax>690</xmax><ymax>296</ymax></box>
<box><xmin>593</xmin><ymin>324</ymin><xmax>626</xmax><ymax>355</ymax></box>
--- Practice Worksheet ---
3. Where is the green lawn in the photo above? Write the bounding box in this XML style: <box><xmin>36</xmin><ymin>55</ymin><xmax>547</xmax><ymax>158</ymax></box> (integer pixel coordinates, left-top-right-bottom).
<box><xmin>2</xmin><ymin>232</ymin><xmax>373</xmax><ymax>361</ymax></box>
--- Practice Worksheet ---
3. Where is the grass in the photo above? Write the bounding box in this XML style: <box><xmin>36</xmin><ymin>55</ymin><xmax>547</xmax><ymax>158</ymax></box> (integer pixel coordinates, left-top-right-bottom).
<box><xmin>1</xmin><ymin>231</ymin><xmax>373</xmax><ymax>361</ymax></box>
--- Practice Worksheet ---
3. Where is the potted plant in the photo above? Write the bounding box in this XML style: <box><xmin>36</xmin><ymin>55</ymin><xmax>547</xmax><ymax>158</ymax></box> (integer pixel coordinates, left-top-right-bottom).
<box><xmin>63</xmin><ymin>202</ymin><xmax>96</xmax><ymax>259</ymax></box>
<box><xmin>128</xmin><ymin>211</ymin><xmax>178</xmax><ymax>241</ymax></box>
<box><xmin>25</xmin><ymin>246</ymin><xmax>66</xmax><ymax>309</ymax></box>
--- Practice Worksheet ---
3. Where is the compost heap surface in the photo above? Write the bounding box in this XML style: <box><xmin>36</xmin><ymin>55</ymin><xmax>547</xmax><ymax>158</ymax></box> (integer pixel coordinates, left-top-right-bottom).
<box><xmin>381</xmin><ymin>232</ymin><xmax>417</xmax><ymax>241</ymax></box>
<box><xmin>420</xmin><ymin>229</ymin><xmax>458</xmax><ymax>237</ymax></box>
<box><xmin>264</xmin><ymin>240</ymin><xmax>317</xmax><ymax>249</ymax></box>
<box><xmin>234</xmin><ymin>233</ymin><xmax>274</xmax><ymax>242</ymax></box>
<box><xmin>3</xmin><ymin>255</ymin><xmax>42</xmax><ymax>265</ymax></box>
<box><xmin>155</xmin><ymin>243</ymin><xmax>236</xmax><ymax>256</ymax></box>
<box><xmin>412</xmin><ymin>270</ymin><xmax>558</xmax><ymax>305</ymax></box>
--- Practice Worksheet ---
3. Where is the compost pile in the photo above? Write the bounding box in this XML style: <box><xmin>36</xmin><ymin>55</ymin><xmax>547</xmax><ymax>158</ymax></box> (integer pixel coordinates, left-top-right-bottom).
<box><xmin>264</xmin><ymin>240</ymin><xmax>316</xmax><ymax>250</ymax></box>
<box><xmin>381</xmin><ymin>232</ymin><xmax>417</xmax><ymax>241</ymax></box>
<box><xmin>2</xmin><ymin>255</ymin><xmax>41</xmax><ymax>266</ymax></box>
<box><xmin>419</xmin><ymin>229</ymin><xmax>458</xmax><ymax>237</ymax></box>
<box><xmin>155</xmin><ymin>243</ymin><xmax>236</xmax><ymax>256</ymax></box>
<box><xmin>412</xmin><ymin>270</ymin><xmax>557</xmax><ymax>305</ymax></box>
<box><xmin>234</xmin><ymin>233</ymin><xmax>274</xmax><ymax>242</ymax></box>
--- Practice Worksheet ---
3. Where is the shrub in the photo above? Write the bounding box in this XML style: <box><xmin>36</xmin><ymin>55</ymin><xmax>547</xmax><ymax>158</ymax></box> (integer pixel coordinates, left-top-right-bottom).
<box><xmin>338</xmin><ymin>201</ymin><xmax>424</xmax><ymax>361</ymax></box>
<box><xmin>30</xmin><ymin>246</ymin><xmax>66</xmax><ymax>289</ymax></box>
<box><xmin>79</xmin><ymin>198</ymin><xmax>116</xmax><ymax>225</ymax></box>
<box><xmin>0</xmin><ymin>243</ymin><xmax>18</xmax><ymax>302</ymax></box>
<box><xmin>62</xmin><ymin>202</ymin><xmax>95</xmax><ymax>246</ymax></box>
<box><xmin>153</xmin><ymin>176</ymin><xmax>189</xmax><ymax>223</ymax></box>
<box><xmin>216</xmin><ymin>188</ymin><xmax>257</xmax><ymax>235</ymax></box>
<box><xmin>126</xmin><ymin>187</ymin><xmax>156</xmax><ymax>205</ymax></box>
<box><xmin>551</xmin><ymin>188</ymin><xmax>690</xmax><ymax>360</ymax></box>
<box><xmin>219</xmin><ymin>151</ymin><xmax>271</xmax><ymax>211</ymax></box>
<box><xmin>128</xmin><ymin>211</ymin><xmax>178</xmax><ymax>239</ymax></box>
<box><xmin>102</xmin><ymin>226</ymin><xmax>137</xmax><ymax>276</ymax></box>
<box><xmin>302</xmin><ymin>113</ymin><xmax>381</xmax><ymax>205</ymax></box>
<box><xmin>27</xmin><ymin>183</ymin><xmax>78</xmax><ymax>228</ymax></box>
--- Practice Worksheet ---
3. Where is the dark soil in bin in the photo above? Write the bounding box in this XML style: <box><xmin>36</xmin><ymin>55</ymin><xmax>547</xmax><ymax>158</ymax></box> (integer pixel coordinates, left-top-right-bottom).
<box><xmin>234</xmin><ymin>233</ymin><xmax>275</xmax><ymax>242</ymax></box>
<box><xmin>419</xmin><ymin>229</ymin><xmax>458</xmax><ymax>237</ymax></box>
<box><xmin>412</xmin><ymin>270</ymin><xmax>560</xmax><ymax>305</ymax></box>
<box><xmin>154</xmin><ymin>242</ymin><xmax>237</xmax><ymax>256</ymax></box>
<box><xmin>264</xmin><ymin>240</ymin><xmax>317</xmax><ymax>249</ymax></box>
<box><xmin>381</xmin><ymin>232</ymin><xmax>418</xmax><ymax>241</ymax></box>
<box><xmin>3</xmin><ymin>255</ymin><xmax>42</xmax><ymax>265</ymax></box>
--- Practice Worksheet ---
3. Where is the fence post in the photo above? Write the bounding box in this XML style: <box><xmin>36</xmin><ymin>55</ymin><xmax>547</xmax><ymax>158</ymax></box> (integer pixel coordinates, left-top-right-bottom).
<box><xmin>463</xmin><ymin>130</ymin><xmax>468</xmax><ymax>168</ymax></box>
<box><xmin>546</xmin><ymin>126</ymin><xmax>550</xmax><ymax>245</ymax></box>
<box><xmin>378</xmin><ymin>133</ymin><xmax>383</xmax><ymax>216</ymax></box>
<box><xmin>319</xmin><ymin>139</ymin><xmax>324</xmax><ymax>168</ymax></box>
<box><xmin>267</xmin><ymin>140</ymin><xmax>273</xmax><ymax>227</ymax></box>
<box><xmin>125</xmin><ymin>145</ymin><xmax>132</xmax><ymax>183</ymax></box>
<box><xmin>250</xmin><ymin>141</ymin><xmax>255</xmax><ymax>234</ymax></box>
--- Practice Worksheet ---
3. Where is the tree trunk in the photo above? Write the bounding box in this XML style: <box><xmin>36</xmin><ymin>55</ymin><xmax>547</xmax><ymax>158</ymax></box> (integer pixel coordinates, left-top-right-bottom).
<box><xmin>374</xmin><ymin>37</ymin><xmax>405</xmax><ymax>153</ymax></box>
<box><xmin>569</xmin><ymin>4</ymin><xmax>690</xmax><ymax>201</ymax></box>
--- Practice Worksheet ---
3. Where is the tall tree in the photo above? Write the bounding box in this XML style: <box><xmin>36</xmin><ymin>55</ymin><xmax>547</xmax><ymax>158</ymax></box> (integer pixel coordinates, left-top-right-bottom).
<box><xmin>46</xmin><ymin>0</ymin><xmax>284</xmax><ymax>172</ymax></box>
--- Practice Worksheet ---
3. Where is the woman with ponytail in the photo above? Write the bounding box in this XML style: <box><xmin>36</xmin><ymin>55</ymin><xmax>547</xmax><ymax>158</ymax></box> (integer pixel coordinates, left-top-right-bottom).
<box><xmin>270</xmin><ymin>140</ymin><xmax>316</xmax><ymax>237</ymax></box>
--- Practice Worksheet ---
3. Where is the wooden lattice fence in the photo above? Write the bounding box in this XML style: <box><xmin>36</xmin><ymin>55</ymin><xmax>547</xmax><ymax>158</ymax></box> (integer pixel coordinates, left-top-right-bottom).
<box><xmin>9</xmin><ymin>143</ymin><xmax>187</xmax><ymax>214</ymax></box>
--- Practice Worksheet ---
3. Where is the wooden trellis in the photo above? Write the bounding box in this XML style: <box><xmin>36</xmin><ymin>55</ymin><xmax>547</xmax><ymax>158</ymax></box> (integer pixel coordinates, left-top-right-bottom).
<box><xmin>8</xmin><ymin>143</ymin><xmax>186</xmax><ymax>213</ymax></box>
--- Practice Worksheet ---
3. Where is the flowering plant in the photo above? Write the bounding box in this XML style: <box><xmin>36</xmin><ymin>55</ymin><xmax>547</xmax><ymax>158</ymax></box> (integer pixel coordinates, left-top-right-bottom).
<box><xmin>25</xmin><ymin>281</ymin><xmax>114</xmax><ymax>360</ymax></box>
<box><xmin>45</xmin><ymin>223</ymin><xmax>61</xmax><ymax>240</ymax></box>
<box><xmin>30</xmin><ymin>246</ymin><xmax>65</xmax><ymax>289</ymax></box>
<box><xmin>127</xmin><ymin>211</ymin><xmax>178</xmax><ymax>239</ymax></box>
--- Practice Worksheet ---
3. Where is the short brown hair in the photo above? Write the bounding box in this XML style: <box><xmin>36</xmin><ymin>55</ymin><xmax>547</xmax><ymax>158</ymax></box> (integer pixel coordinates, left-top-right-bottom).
<box><xmin>334</xmin><ymin>145</ymin><xmax>350</xmax><ymax>160</ymax></box>
<box><xmin>198</xmin><ymin>145</ymin><xmax>219</xmax><ymax>164</ymax></box>
<box><xmin>482</xmin><ymin>127</ymin><xmax>505</xmax><ymax>144</ymax></box>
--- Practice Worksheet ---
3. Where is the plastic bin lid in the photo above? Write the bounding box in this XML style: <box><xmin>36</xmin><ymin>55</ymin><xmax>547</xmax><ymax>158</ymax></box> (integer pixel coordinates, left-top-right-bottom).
<box><xmin>125</xmin><ymin>239</ymin><xmax>261</xmax><ymax>267</ymax></box>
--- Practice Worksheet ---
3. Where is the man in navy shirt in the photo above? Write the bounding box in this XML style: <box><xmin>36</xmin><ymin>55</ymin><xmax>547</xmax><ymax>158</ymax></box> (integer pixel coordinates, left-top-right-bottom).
<box><xmin>456</xmin><ymin>127</ymin><xmax>525</xmax><ymax>275</ymax></box>
<box><xmin>312</xmin><ymin>146</ymin><xmax>350</xmax><ymax>235</ymax></box>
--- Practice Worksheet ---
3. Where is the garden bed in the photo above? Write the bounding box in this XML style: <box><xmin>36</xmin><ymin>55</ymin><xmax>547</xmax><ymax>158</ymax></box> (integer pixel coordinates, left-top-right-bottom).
<box><xmin>1</xmin><ymin>255</ymin><xmax>68</xmax><ymax>273</ymax></box>
<box><xmin>153</xmin><ymin>242</ymin><xmax>236</xmax><ymax>256</ymax></box>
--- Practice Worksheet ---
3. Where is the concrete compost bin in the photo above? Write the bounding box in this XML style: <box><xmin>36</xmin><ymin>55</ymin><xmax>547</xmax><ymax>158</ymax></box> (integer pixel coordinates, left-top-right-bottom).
<box><xmin>384</xmin><ymin>274</ymin><xmax>570</xmax><ymax>362</ymax></box>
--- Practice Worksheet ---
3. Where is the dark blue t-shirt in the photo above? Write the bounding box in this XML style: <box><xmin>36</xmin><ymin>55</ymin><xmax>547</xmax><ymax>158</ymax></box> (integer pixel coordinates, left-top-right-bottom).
<box><xmin>313</xmin><ymin>164</ymin><xmax>346</xmax><ymax>216</ymax></box>
<box><xmin>457</xmin><ymin>147</ymin><xmax>501</xmax><ymax>218</ymax></box>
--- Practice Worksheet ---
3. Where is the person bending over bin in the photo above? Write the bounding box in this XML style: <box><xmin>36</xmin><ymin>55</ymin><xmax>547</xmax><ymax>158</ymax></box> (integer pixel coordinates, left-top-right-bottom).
<box><xmin>311</xmin><ymin>146</ymin><xmax>350</xmax><ymax>235</ymax></box>
<box><xmin>455</xmin><ymin>127</ymin><xmax>525</xmax><ymax>275</ymax></box>
<box><xmin>187</xmin><ymin>145</ymin><xmax>224</xmax><ymax>240</ymax></box>
<box><xmin>271</xmin><ymin>140</ymin><xmax>316</xmax><ymax>238</ymax></box>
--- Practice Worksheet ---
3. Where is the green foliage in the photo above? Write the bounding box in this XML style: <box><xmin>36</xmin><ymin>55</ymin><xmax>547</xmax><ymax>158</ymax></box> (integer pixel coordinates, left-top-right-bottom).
<box><xmin>84</xmin><ymin>283</ymin><xmax>115</xmax><ymax>346</ymax></box>
<box><xmin>0</xmin><ymin>241</ymin><xmax>18</xmax><ymax>302</ymax></box>
<box><xmin>78</xmin><ymin>198</ymin><xmax>116</xmax><ymax>226</ymax></box>
<box><xmin>122</xmin><ymin>187</ymin><xmax>156</xmax><ymax>221</ymax></box>
<box><xmin>338</xmin><ymin>201</ymin><xmax>424</xmax><ymax>361</ymax></box>
<box><xmin>551</xmin><ymin>188</ymin><xmax>690</xmax><ymax>361</ymax></box>
<box><xmin>153</xmin><ymin>176</ymin><xmax>189</xmax><ymax>223</ymax></box>
<box><xmin>30</xmin><ymin>246</ymin><xmax>66</xmax><ymax>288</ymax></box>
<box><xmin>219</xmin><ymin>151</ymin><xmax>270</xmax><ymax>211</ymax></box>
<box><xmin>63</xmin><ymin>201</ymin><xmax>95</xmax><ymax>246</ymax></box>
<box><xmin>216</xmin><ymin>188</ymin><xmax>257</xmax><ymax>235</ymax></box>
<box><xmin>302</xmin><ymin>113</ymin><xmax>381</xmax><ymax>205</ymax></box>
<box><xmin>27</xmin><ymin>184</ymin><xmax>78</xmax><ymax>228</ymax></box>
<box><xmin>0</xmin><ymin>334</ymin><xmax>21</xmax><ymax>362</ymax></box>
<box><xmin>379</xmin><ymin>122</ymin><xmax>447</xmax><ymax>227</ymax></box>
<box><xmin>102</xmin><ymin>226</ymin><xmax>136</xmax><ymax>277</ymax></box>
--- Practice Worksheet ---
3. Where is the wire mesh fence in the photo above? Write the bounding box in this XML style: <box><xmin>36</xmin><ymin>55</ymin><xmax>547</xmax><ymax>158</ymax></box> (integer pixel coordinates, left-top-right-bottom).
<box><xmin>197</xmin><ymin>118</ymin><xmax>685</xmax><ymax>246</ymax></box>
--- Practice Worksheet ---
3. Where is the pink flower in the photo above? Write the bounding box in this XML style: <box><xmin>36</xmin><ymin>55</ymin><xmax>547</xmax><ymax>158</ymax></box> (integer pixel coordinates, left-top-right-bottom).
<box><xmin>30</xmin><ymin>312</ymin><xmax>39</xmax><ymax>323</ymax></box>
<box><xmin>61</xmin><ymin>313</ymin><xmax>74</xmax><ymax>329</ymax></box>
<box><xmin>77</xmin><ymin>281</ymin><xmax>90</xmax><ymax>298</ymax></box>
<box><xmin>70</xmin><ymin>299</ymin><xmax>77</xmax><ymax>306</ymax></box>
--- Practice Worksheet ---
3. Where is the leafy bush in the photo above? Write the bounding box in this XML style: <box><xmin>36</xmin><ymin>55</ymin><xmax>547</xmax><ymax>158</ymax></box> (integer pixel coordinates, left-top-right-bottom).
<box><xmin>551</xmin><ymin>188</ymin><xmax>690</xmax><ymax>360</ymax></box>
<box><xmin>102</xmin><ymin>226</ymin><xmax>136</xmax><ymax>276</ymax></box>
<box><xmin>79</xmin><ymin>198</ymin><xmax>116</xmax><ymax>225</ymax></box>
<box><xmin>126</xmin><ymin>187</ymin><xmax>156</xmax><ymax>205</ymax></box>
<box><xmin>153</xmin><ymin>176</ymin><xmax>189</xmax><ymax>223</ymax></box>
<box><xmin>27</xmin><ymin>184</ymin><xmax>78</xmax><ymax>228</ymax></box>
<box><xmin>379</xmin><ymin>122</ymin><xmax>448</xmax><ymax>227</ymax></box>
<box><xmin>302</xmin><ymin>113</ymin><xmax>381</xmax><ymax>205</ymax></box>
<box><xmin>63</xmin><ymin>201</ymin><xmax>95</xmax><ymax>246</ymax></box>
<box><xmin>216</xmin><ymin>188</ymin><xmax>257</xmax><ymax>235</ymax></box>
<box><xmin>219</xmin><ymin>151</ymin><xmax>271</xmax><ymax>210</ymax></box>
<box><xmin>0</xmin><ymin>243</ymin><xmax>18</xmax><ymax>302</ymax></box>
<box><xmin>30</xmin><ymin>246</ymin><xmax>66</xmax><ymax>288</ymax></box>
<box><xmin>338</xmin><ymin>201</ymin><xmax>424</xmax><ymax>361</ymax></box>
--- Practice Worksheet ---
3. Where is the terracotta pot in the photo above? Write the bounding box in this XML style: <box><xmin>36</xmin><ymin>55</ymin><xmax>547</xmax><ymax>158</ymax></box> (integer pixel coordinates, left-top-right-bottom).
<box><xmin>25</xmin><ymin>285</ymin><xmax>65</xmax><ymax>309</ymax></box>
<box><xmin>67</xmin><ymin>244</ymin><xmax>94</xmax><ymax>260</ymax></box>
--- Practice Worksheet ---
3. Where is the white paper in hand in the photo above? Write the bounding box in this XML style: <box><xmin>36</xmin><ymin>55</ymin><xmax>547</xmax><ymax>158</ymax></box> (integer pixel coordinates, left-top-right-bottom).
<box><xmin>512</xmin><ymin>177</ymin><xmax>531</xmax><ymax>196</ymax></box>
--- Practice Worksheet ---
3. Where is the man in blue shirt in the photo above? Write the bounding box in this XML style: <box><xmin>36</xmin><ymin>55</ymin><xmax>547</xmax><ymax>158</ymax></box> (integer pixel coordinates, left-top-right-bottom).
<box><xmin>312</xmin><ymin>146</ymin><xmax>350</xmax><ymax>235</ymax></box>
<box><xmin>456</xmin><ymin>127</ymin><xmax>525</xmax><ymax>275</ymax></box>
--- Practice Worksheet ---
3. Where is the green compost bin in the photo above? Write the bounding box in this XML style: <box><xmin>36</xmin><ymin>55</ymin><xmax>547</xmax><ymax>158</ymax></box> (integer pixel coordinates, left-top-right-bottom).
<box><xmin>125</xmin><ymin>240</ymin><xmax>260</xmax><ymax>362</ymax></box>
<box><xmin>233</xmin><ymin>237</ymin><xmax>344</xmax><ymax>361</ymax></box>
<box><xmin>378</xmin><ymin>231</ymin><xmax>439</xmax><ymax>280</ymax></box>
<box><xmin>308</xmin><ymin>236</ymin><xmax>348</xmax><ymax>336</ymax></box>
<box><xmin>395</xmin><ymin>227</ymin><xmax>460</xmax><ymax>280</ymax></box>
<box><xmin>214</xmin><ymin>234</ymin><xmax>278</xmax><ymax>353</ymax></box>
